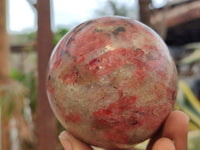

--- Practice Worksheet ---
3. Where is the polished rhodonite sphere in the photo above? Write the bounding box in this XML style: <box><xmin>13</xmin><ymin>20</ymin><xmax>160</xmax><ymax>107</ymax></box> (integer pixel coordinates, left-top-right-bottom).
<box><xmin>46</xmin><ymin>16</ymin><xmax>177</xmax><ymax>149</ymax></box>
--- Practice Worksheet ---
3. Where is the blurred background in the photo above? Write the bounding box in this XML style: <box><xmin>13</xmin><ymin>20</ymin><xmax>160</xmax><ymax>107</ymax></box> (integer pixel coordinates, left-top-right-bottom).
<box><xmin>0</xmin><ymin>0</ymin><xmax>200</xmax><ymax>150</ymax></box>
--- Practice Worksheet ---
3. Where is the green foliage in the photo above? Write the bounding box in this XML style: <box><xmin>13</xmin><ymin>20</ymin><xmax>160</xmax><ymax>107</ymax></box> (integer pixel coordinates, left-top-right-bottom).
<box><xmin>188</xmin><ymin>130</ymin><xmax>200</xmax><ymax>150</ymax></box>
<box><xmin>10</xmin><ymin>69</ymin><xmax>25</xmax><ymax>82</ymax></box>
<box><xmin>177</xmin><ymin>81</ymin><xmax>200</xmax><ymax>129</ymax></box>
<box><xmin>26</xmin><ymin>31</ymin><xmax>36</xmax><ymax>42</ymax></box>
<box><xmin>1</xmin><ymin>94</ymin><xmax>14</xmax><ymax>119</ymax></box>
<box><xmin>10</xmin><ymin>69</ymin><xmax>38</xmax><ymax>112</ymax></box>
<box><xmin>53</xmin><ymin>27</ymin><xmax>70</xmax><ymax>45</ymax></box>
<box><xmin>0</xmin><ymin>81</ymin><xmax>28</xmax><ymax>120</ymax></box>
<box><xmin>10</xmin><ymin>31</ymin><xmax>36</xmax><ymax>47</ymax></box>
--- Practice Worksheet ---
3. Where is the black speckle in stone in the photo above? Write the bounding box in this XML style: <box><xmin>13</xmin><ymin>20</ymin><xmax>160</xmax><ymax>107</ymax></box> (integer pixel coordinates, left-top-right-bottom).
<box><xmin>172</xmin><ymin>91</ymin><xmax>176</xmax><ymax>101</ymax></box>
<box><xmin>132</xmin><ymin>120</ymin><xmax>138</xmax><ymax>125</ymax></box>
<box><xmin>104</xmin><ymin>33</ymin><xmax>111</xmax><ymax>37</ymax></box>
<box><xmin>68</xmin><ymin>20</ymin><xmax>94</xmax><ymax>39</ymax></box>
<box><xmin>74</xmin><ymin>22</ymin><xmax>85</xmax><ymax>32</ymax></box>
<box><xmin>66</xmin><ymin>37</ymin><xmax>72</xmax><ymax>47</ymax></box>
<box><xmin>62</xmin><ymin>50</ymin><xmax>68</xmax><ymax>55</ymax></box>
<box><xmin>74</xmin><ymin>66</ymin><xmax>79</xmax><ymax>76</ymax></box>
<box><xmin>139</xmin><ymin>112</ymin><xmax>145</xmax><ymax>116</ymax></box>
<box><xmin>113</xmin><ymin>86</ymin><xmax>118</xmax><ymax>89</ymax></box>
<box><xmin>76</xmin><ymin>21</ymin><xmax>94</xmax><ymax>32</ymax></box>
<box><xmin>122</xmin><ymin>20</ymin><xmax>135</xmax><ymax>28</ymax></box>
<box><xmin>113</xmin><ymin>27</ymin><xmax>126</xmax><ymax>36</ymax></box>
<box><xmin>86</xmin><ymin>20</ymin><xmax>93</xmax><ymax>26</ymax></box>
<box><xmin>94</xmin><ymin>28</ymin><xmax>103</xmax><ymax>33</ymax></box>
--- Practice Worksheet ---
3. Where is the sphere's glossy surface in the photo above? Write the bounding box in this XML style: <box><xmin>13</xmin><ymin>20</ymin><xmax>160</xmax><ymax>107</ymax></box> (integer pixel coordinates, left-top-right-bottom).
<box><xmin>46</xmin><ymin>16</ymin><xmax>177</xmax><ymax>149</ymax></box>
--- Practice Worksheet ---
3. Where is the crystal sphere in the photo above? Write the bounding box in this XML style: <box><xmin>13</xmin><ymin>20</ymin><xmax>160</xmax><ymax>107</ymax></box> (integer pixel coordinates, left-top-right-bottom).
<box><xmin>46</xmin><ymin>16</ymin><xmax>177</xmax><ymax>149</ymax></box>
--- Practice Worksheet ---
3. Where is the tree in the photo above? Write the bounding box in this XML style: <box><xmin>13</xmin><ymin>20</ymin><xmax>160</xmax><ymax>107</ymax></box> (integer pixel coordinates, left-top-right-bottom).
<box><xmin>95</xmin><ymin>0</ymin><xmax>138</xmax><ymax>20</ymax></box>
<box><xmin>139</xmin><ymin>0</ymin><xmax>152</xmax><ymax>27</ymax></box>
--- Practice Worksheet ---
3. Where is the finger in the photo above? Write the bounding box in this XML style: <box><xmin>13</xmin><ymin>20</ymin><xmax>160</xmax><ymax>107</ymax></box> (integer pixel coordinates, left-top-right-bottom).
<box><xmin>152</xmin><ymin>137</ymin><xmax>175</xmax><ymax>150</ymax></box>
<box><xmin>146</xmin><ymin>127</ymin><xmax>162</xmax><ymax>150</ymax></box>
<box><xmin>59</xmin><ymin>132</ymin><xmax>72</xmax><ymax>150</ymax></box>
<box><xmin>59</xmin><ymin>131</ymin><xmax>72</xmax><ymax>150</ymax></box>
<box><xmin>161</xmin><ymin>111</ymin><xmax>189</xmax><ymax>150</ymax></box>
<box><xmin>59</xmin><ymin>131</ymin><xmax>93</xmax><ymax>150</ymax></box>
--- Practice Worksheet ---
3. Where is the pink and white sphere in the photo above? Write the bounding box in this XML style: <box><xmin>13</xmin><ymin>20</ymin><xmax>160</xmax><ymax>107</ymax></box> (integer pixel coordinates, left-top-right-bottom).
<box><xmin>46</xmin><ymin>16</ymin><xmax>177</xmax><ymax>149</ymax></box>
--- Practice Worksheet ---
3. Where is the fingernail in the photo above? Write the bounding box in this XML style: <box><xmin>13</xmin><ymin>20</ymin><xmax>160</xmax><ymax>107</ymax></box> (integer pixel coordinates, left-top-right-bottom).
<box><xmin>152</xmin><ymin>138</ymin><xmax>175</xmax><ymax>150</ymax></box>
<box><xmin>59</xmin><ymin>131</ymin><xmax>68</xmax><ymax>140</ymax></box>
<box><xmin>185</xmin><ymin>114</ymin><xmax>190</xmax><ymax>122</ymax></box>
<box><xmin>182</xmin><ymin>112</ymin><xmax>190</xmax><ymax>122</ymax></box>
<box><xmin>59</xmin><ymin>131</ymin><xmax>72</xmax><ymax>150</ymax></box>
<box><xmin>175</xmin><ymin>110</ymin><xmax>190</xmax><ymax>122</ymax></box>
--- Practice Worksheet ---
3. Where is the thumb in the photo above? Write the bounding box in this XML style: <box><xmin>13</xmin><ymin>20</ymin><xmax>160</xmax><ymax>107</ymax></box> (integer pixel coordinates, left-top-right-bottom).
<box><xmin>59</xmin><ymin>131</ymin><xmax>93</xmax><ymax>150</ymax></box>
<box><xmin>152</xmin><ymin>137</ymin><xmax>175</xmax><ymax>150</ymax></box>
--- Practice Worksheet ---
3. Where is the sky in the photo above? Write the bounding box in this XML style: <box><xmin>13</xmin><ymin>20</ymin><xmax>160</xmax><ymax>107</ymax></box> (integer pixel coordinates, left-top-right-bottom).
<box><xmin>8</xmin><ymin>0</ymin><xmax>100</xmax><ymax>33</ymax></box>
<box><xmin>8</xmin><ymin>0</ymin><xmax>167</xmax><ymax>33</ymax></box>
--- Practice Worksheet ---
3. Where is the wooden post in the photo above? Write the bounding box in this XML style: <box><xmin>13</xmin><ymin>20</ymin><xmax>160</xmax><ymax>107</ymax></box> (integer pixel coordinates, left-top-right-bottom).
<box><xmin>37</xmin><ymin>0</ymin><xmax>57</xmax><ymax>150</ymax></box>
<box><xmin>0</xmin><ymin>0</ymin><xmax>9</xmax><ymax>78</ymax></box>
<box><xmin>0</xmin><ymin>0</ymin><xmax>10</xmax><ymax>150</ymax></box>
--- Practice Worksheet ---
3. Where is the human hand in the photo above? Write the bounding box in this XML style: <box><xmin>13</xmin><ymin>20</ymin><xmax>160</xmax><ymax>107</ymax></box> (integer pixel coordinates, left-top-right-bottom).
<box><xmin>146</xmin><ymin>110</ymin><xmax>189</xmax><ymax>150</ymax></box>
<box><xmin>59</xmin><ymin>111</ymin><xmax>189</xmax><ymax>150</ymax></box>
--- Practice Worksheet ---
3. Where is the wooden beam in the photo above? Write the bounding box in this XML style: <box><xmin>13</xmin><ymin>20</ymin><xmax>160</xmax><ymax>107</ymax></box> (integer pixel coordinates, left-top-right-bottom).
<box><xmin>0</xmin><ymin>0</ymin><xmax>9</xmax><ymax>78</ymax></box>
<box><xmin>167</xmin><ymin>7</ymin><xmax>200</xmax><ymax>28</ymax></box>
<box><xmin>37</xmin><ymin>0</ymin><xmax>57</xmax><ymax>150</ymax></box>
<box><xmin>10</xmin><ymin>44</ymin><xmax>35</xmax><ymax>53</ymax></box>
<box><xmin>151</xmin><ymin>1</ymin><xmax>200</xmax><ymax>28</ymax></box>
<box><xmin>0</xmin><ymin>0</ymin><xmax>10</xmax><ymax>149</ymax></box>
